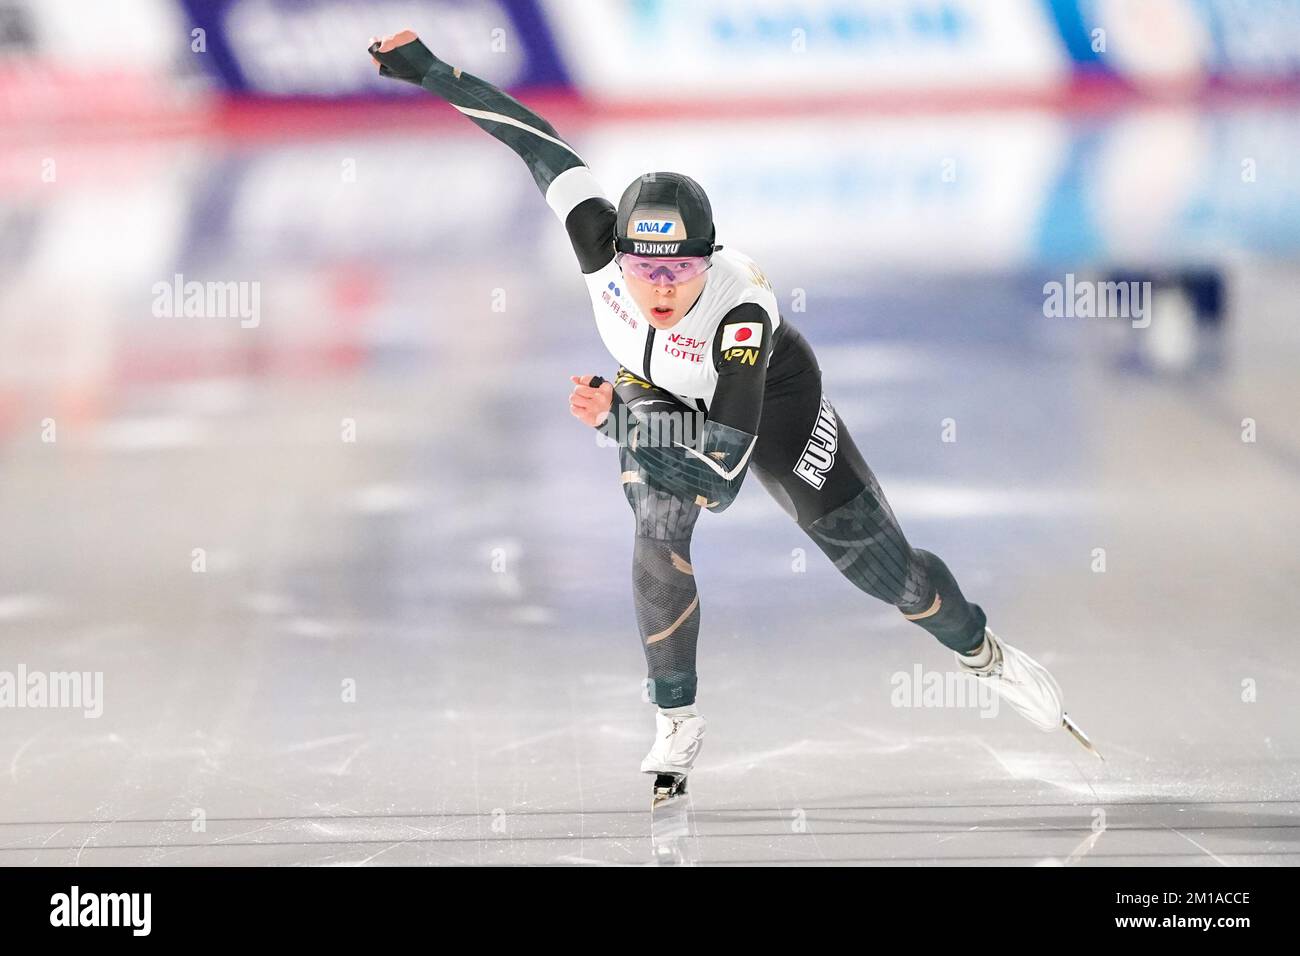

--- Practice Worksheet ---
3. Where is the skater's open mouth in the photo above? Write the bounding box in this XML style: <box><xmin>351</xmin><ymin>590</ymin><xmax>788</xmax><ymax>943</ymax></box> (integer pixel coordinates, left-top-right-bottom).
<box><xmin>652</xmin><ymin>306</ymin><xmax>674</xmax><ymax>316</ymax></box>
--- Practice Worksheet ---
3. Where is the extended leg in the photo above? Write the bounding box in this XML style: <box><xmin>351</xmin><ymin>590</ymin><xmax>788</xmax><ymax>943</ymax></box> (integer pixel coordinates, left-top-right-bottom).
<box><xmin>802</xmin><ymin>476</ymin><xmax>987</xmax><ymax>654</ymax></box>
<box><xmin>751</xmin><ymin>380</ymin><xmax>986</xmax><ymax>653</ymax></box>
<box><xmin>751</xmin><ymin>374</ymin><xmax>1094</xmax><ymax>750</ymax></box>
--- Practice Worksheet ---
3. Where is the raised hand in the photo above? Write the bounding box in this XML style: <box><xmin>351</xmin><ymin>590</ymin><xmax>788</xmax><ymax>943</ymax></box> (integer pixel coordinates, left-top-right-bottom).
<box><xmin>368</xmin><ymin>29</ymin><xmax>435</xmax><ymax>85</ymax></box>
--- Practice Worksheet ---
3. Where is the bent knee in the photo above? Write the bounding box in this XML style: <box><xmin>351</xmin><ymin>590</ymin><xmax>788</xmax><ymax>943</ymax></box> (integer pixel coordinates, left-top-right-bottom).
<box><xmin>621</xmin><ymin>461</ymin><xmax>701</xmax><ymax>540</ymax></box>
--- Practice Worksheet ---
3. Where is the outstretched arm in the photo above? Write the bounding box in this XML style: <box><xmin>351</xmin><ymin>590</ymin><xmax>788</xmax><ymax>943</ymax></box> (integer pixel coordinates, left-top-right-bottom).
<box><xmin>369</xmin><ymin>30</ymin><xmax>615</xmax><ymax>273</ymax></box>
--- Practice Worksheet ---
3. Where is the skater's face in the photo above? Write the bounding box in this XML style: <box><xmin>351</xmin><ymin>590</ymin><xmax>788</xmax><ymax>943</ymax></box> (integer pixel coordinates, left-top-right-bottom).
<box><xmin>620</xmin><ymin>260</ymin><xmax>709</xmax><ymax>330</ymax></box>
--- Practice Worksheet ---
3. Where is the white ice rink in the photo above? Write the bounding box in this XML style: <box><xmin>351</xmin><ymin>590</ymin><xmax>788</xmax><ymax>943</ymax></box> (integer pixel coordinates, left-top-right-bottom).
<box><xmin>1</xmin><ymin>107</ymin><xmax>1298</xmax><ymax>866</ymax></box>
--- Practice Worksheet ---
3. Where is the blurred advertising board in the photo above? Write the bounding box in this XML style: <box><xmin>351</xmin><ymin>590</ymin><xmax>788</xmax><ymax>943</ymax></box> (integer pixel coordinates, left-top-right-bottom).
<box><xmin>1046</xmin><ymin>0</ymin><xmax>1300</xmax><ymax>88</ymax></box>
<box><xmin>173</xmin><ymin>0</ymin><xmax>570</xmax><ymax>95</ymax></box>
<box><xmin>542</xmin><ymin>0</ymin><xmax>1070</xmax><ymax>100</ymax></box>
<box><xmin>0</xmin><ymin>0</ymin><xmax>202</xmax><ymax>126</ymax></box>
<box><xmin>544</xmin><ymin>0</ymin><xmax>1300</xmax><ymax>102</ymax></box>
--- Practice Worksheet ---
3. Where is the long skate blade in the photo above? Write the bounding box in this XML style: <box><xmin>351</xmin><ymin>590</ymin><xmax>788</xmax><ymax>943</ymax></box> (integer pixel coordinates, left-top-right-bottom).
<box><xmin>650</xmin><ymin>775</ymin><xmax>694</xmax><ymax>864</ymax></box>
<box><xmin>1062</xmin><ymin>712</ymin><xmax>1104</xmax><ymax>761</ymax></box>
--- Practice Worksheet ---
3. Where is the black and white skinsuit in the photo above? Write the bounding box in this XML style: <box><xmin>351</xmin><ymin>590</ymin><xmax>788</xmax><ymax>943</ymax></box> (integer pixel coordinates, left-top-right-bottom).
<box><xmin>372</xmin><ymin>37</ymin><xmax>988</xmax><ymax>707</ymax></box>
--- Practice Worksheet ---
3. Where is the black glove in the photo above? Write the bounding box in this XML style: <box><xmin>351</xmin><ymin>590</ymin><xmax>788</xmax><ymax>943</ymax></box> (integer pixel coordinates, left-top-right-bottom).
<box><xmin>368</xmin><ymin>36</ymin><xmax>438</xmax><ymax>86</ymax></box>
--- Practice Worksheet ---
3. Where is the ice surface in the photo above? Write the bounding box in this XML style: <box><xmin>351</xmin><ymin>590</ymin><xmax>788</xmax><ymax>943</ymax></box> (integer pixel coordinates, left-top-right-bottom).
<box><xmin>1</xmin><ymin>112</ymin><xmax>1298</xmax><ymax>866</ymax></box>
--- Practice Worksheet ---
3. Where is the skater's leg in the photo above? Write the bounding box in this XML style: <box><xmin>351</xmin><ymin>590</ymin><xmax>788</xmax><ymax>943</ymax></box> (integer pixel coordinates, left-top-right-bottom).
<box><xmin>627</xmin><ymin>472</ymin><xmax>702</xmax><ymax>706</ymax></box>
<box><xmin>752</xmin><ymin>377</ymin><xmax>985</xmax><ymax>653</ymax></box>
<box><xmin>750</xmin><ymin>337</ymin><xmax>1091</xmax><ymax>746</ymax></box>
<box><xmin>801</xmin><ymin>477</ymin><xmax>987</xmax><ymax>653</ymax></box>
<box><xmin>614</xmin><ymin>370</ymin><xmax>706</xmax><ymax>708</ymax></box>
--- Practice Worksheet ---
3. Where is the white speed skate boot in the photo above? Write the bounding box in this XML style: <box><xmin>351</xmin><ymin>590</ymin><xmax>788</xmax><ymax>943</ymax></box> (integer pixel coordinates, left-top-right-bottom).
<box><xmin>641</xmin><ymin>705</ymin><xmax>706</xmax><ymax>806</ymax></box>
<box><xmin>957</xmin><ymin>628</ymin><xmax>1101</xmax><ymax>759</ymax></box>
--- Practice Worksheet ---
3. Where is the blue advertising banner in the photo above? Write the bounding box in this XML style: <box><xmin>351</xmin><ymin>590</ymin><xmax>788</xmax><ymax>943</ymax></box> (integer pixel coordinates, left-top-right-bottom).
<box><xmin>1044</xmin><ymin>0</ymin><xmax>1300</xmax><ymax>85</ymax></box>
<box><xmin>176</xmin><ymin>0</ymin><xmax>571</xmax><ymax>95</ymax></box>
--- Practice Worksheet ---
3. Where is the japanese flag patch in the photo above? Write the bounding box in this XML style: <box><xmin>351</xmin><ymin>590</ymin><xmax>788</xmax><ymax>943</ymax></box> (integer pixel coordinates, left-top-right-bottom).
<box><xmin>720</xmin><ymin>322</ymin><xmax>763</xmax><ymax>351</ymax></box>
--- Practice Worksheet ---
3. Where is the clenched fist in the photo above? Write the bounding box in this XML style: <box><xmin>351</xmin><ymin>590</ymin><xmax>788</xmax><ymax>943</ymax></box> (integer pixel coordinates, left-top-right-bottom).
<box><xmin>569</xmin><ymin>375</ymin><xmax>614</xmax><ymax>428</ymax></box>
<box><xmin>368</xmin><ymin>29</ymin><xmax>435</xmax><ymax>85</ymax></box>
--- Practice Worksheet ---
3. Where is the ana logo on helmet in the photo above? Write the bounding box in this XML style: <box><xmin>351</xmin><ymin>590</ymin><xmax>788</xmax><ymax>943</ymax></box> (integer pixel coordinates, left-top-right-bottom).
<box><xmin>633</xmin><ymin>220</ymin><xmax>677</xmax><ymax>235</ymax></box>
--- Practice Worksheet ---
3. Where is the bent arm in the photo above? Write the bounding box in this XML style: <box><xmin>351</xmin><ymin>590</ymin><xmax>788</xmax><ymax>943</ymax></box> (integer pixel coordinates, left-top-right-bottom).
<box><xmin>612</xmin><ymin>412</ymin><xmax>757</xmax><ymax>513</ymax></box>
<box><xmin>600</xmin><ymin>305</ymin><xmax>773</xmax><ymax>511</ymax></box>
<box><xmin>371</xmin><ymin>36</ymin><xmax>615</xmax><ymax>272</ymax></box>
